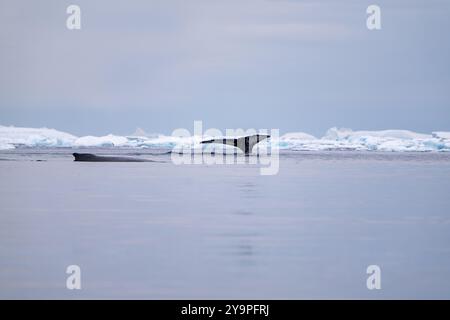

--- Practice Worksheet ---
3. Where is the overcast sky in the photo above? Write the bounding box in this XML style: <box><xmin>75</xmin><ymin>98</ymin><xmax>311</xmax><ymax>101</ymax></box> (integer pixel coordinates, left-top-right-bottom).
<box><xmin>1</xmin><ymin>0</ymin><xmax>449</xmax><ymax>136</ymax></box>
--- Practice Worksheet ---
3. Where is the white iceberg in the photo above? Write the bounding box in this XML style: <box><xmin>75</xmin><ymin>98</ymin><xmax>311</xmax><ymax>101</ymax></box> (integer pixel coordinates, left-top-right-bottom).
<box><xmin>74</xmin><ymin>134</ymin><xmax>129</xmax><ymax>147</ymax></box>
<box><xmin>0</xmin><ymin>125</ymin><xmax>77</xmax><ymax>150</ymax></box>
<box><xmin>0</xmin><ymin>125</ymin><xmax>449</xmax><ymax>152</ymax></box>
<box><xmin>317</xmin><ymin>127</ymin><xmax>449</xmax><ymax>152</ymax></box>
<box><xmin>324</xmin><ymin>127</ymin><xmax>431</xmax><ymax>141</ymax></box>
<box><xmin>433</xmin><ymin>131</ymin><xmax>450</xmax><ymax>140</ymax></box>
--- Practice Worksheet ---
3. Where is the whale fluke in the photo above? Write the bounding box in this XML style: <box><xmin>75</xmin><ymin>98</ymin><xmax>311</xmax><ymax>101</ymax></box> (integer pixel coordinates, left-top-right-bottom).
<box><xmin>73</xmin><ymin>153</ymin><xmax>152</xmax><ymax>162</ymax></box>
<box><xmin>200</xmin><ymin>134</ymin><xmax>270</xmax><ymax>155</ymax></box>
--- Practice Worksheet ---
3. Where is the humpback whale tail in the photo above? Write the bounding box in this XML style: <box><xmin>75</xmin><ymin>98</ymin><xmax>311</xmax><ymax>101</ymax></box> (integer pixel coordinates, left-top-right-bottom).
<box><xmin>200</xmin><ymin>134</ymin><xmax>270</xmax><ymax>155</ymax></box>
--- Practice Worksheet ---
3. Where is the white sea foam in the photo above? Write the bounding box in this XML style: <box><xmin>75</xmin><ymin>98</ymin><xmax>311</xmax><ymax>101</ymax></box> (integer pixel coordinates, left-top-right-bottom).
<box><xmin>0</xmin><ymin>125</ymin><xmax>449</xmax><ymax>152</ymax></box>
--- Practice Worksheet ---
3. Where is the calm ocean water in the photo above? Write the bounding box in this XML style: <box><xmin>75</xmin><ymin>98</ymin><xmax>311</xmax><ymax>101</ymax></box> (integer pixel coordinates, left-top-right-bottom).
<box><xmin>1</xmin><ymin>148</ymin><xmax>450</xmax><ymax>298</ymax></box>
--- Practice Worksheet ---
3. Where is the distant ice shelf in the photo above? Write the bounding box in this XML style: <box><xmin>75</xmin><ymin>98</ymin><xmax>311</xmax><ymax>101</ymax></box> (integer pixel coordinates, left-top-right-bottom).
<box><xmin>0</xmin><ymin>125</ymin><xmax>449</xmax><ymax>152</ymax></box>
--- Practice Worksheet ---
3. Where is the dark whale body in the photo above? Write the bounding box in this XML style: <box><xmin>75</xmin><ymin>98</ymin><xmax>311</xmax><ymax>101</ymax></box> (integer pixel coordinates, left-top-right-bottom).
<box><xmin>73</xmin><ymin>153</ymin><xmax>152</xmax><ymax>162</ymax></box>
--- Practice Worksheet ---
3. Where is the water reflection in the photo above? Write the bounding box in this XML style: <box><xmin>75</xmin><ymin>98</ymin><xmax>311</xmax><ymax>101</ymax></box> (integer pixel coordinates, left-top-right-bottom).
<box><xmin>208</xmin><ymin>180</ymin><xmax>263</xmax><ymax>269</ymax></box>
